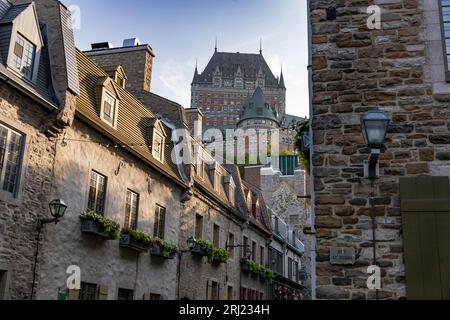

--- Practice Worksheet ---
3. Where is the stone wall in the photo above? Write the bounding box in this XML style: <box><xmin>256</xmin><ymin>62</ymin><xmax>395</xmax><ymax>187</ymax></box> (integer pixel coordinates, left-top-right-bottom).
<box><xmin>0</xmin><ymin>84</ymin><xmax>56</xmax><ymax>299</ymax></box>
<box><xmin>36</xmin><ymin>119</ymin><xmax>183</xmax><ymax>300</ymax></box>
<box><xmin>310</xmin><ymin>0</ymin><xmax>450</xmax><ymax>300</ymax></box>
<box><xmin>179</xmin><ymin>190</ymin><xmax>269</xmax><ymax>300</ymax></box>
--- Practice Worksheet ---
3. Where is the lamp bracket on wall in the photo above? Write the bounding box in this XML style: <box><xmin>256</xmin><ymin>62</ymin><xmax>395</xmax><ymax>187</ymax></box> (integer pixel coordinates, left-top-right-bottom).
<box><xmin>114</xmin><ymin>161</ymin><xmax>126</xmax><ymax>176</ymax></box>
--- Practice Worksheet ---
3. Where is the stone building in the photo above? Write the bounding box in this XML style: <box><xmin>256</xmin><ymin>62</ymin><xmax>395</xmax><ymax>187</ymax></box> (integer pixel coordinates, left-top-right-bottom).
<box><xmin>191</xmin><ymin>48</ymin><xmax>286</xmax><ymax>127</ymax></box>
<box><xmin>310</xmin><ymin>0</ymin><xmax>450</xmax><ymax>300</ymax></box>
<box><xmin>244</xmin><ymin>163</ymin><xmax>312</xmax><ymax>299</ymax></box>
<box><xmin>0</xmin><ymin>0</ymin><xmax>276</xmax><ymax>301</ymax></box>
<box><xmin>269</xmin><ymin>212</ymin><xmax>305</xmax><ymax>300</ymax></box>
<box><xmin>80</xmin><ymin>39</ymin><xmax>274</xmax><ymax>300</ymax></box>
<box><xmin>0</xmin><ymin>0</ymin><xmax>78</xmax><ymax>299</ymax></box>
<box><xmin>36</xmin><ymin>46</ymin><xmax>189</xmax><ymax>300</ymax></box>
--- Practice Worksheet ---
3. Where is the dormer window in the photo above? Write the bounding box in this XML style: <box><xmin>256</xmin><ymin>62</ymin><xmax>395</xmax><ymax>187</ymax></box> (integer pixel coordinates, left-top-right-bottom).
<box><xmin>102</xmin><ymin>93</ymin><xmax>117</xmax><ymax>126</ymax></box>
<box><xmin>97</xmin><ymin>77</ymin><xmax>121</xmax><ymax>128</ymax></box>
<box><xmin>12</xmin><ymin>34</ymin><xmax>36</xmax><ymax>80</ymax></box>
<box><xmin>5</xmin><ymin>3</ymin><xmax>43</xmax><ymax>84</ymax></box>
<box><xmin>153</xmin><ymin>132</ymin><xmax>164</xmax><ymax>162</ymax></box>
<box><xmin>146</xmin><ymin>118</ymin><xmax>167</xmax><ymax>163</ymax></box>
<box><xmin>214</xmin><ymin>172</ymin><xmax>221</xmax><ymax>192</ymax></box>
<box><xmin>235</xmin><ymin>78</ymin><xmax>243</xmax><ymax>89</ymax></box>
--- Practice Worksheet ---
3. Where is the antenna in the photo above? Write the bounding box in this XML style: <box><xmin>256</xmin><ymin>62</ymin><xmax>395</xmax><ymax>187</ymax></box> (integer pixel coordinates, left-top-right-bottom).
<box><xmin>215</xmin><ymin>36</ymin><xmax>218</xmax><ymax>52</ymax></box>
<box><xmin>260</xmin><ymin>38</ymin><xmax>262</xmax><ymax>54</ymax></box>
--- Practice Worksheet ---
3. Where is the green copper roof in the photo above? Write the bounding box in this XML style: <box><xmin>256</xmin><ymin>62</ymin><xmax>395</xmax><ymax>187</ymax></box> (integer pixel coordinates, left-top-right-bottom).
<box><xmin>238</xmin><ymin>87</ymin><xmax>279</xmax><ymax>125</ymax></box>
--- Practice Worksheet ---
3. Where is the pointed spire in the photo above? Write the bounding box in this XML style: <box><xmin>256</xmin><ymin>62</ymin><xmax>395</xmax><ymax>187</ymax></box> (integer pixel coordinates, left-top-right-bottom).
<box><xmin>192</xmin><ymin>59</ymin><xmax>199</xmax><ymax>84</ymax></box>
<box><xmin>279</xmin><ymin>66</ymin><xmax>286</xmax><ymax>89</ymax></box>
<box><xmin>259</xmin><ymin>38</ymin><xmax>262</xmax><ymax>55</ymax></box>
<box><xmin>215</xmin><ymin>36</ymin><xmax>217</xmax><ymax>53</ymax></box>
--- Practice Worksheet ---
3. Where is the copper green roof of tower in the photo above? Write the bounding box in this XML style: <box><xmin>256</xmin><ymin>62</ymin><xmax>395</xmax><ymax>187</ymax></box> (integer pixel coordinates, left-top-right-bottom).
<box><xmin>238</xmin><ymin>87</ymin><xmax>279</xmax><ymax>125</ymax></box>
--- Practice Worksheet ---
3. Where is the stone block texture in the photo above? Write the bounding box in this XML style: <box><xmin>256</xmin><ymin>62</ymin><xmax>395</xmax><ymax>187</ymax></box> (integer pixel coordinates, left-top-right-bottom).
<box><xmin>310</xmin><ymin>0</ymin><xmax>450</xmax><ymax>300</ymax></box>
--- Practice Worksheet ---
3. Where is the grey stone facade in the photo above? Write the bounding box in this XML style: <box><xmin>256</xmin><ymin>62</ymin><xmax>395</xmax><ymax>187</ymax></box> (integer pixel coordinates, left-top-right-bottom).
<box><xmin>310</xmin><ymin>0</ymin><xmax>450</xmax><ymax>300</ymax></box>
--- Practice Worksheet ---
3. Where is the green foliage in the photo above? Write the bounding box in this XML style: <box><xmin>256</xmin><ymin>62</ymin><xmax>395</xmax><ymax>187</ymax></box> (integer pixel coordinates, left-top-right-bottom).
<box><xmin>154</xmin><ymin>237</ymin><xmax>178</xmax><ymax>258</ymax></box>
<box><xmin>197</xmin><ymin>240</ymin><xmax>230</xmax><ymax>264</ymax></box>
<box><xmin>243</xmin><ymin>259</ymin><xmax>275</xmax><ymax>283</ymax></box>
<box><xmin>80</xmin><ymin>209</ymin><xmax>121</xmax><ymax>239</ymax></box>
<box><xmin>121</xmin><ymin>228</ymin><xmax>152</xmax><ymax>245</ymax></box>
<box><xmin>293</xmin><ymin>117</ymin><xmax>311</xmax><ymax>174</ymax></box>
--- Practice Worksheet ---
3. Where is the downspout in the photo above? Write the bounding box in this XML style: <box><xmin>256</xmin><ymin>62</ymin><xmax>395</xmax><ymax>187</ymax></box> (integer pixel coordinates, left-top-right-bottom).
<box><xmin>306</xmin><ymin>0</ymin><xmax>317</xmax><ymax>301</ymax></box>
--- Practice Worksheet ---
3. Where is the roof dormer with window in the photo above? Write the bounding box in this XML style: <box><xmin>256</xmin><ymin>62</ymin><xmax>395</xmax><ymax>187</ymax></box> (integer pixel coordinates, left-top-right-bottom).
<box><xmin>146</xmin><ymin>118</ymin><xmax>167</xmax><ymax>163</ymax></box>
<box><xmin>1</xmin><ymin>2</ymin><xmax>43</xmax><ymax>83</ymax></box>
<box><xmin>96</xmin><ymin>77</ymin><xmax>122</xmax><ymax>128</ymax></box>
<box><xmin>223</xmin><ymin>175</ymin><xmax>236</xmax><ymax>204</ymax></box>
<box><xmin>102</xmin><ymin>65</ymin><xmax>127</xmax><ymax>89</ymax></box>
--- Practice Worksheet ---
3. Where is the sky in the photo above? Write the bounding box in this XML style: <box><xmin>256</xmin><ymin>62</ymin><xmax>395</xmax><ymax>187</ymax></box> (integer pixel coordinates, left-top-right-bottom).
<box><xmin>62</xmin><ymin>0</ymin><xmax>310</xmax><ymax>117</ymax></box>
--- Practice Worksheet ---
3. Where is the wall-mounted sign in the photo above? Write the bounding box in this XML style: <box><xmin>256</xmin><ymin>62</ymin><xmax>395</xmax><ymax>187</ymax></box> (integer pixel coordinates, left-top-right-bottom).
<box><xmin>330</xmin><ymin>247</ymin><xmax>356</xmax><ymax>265</ymax></box>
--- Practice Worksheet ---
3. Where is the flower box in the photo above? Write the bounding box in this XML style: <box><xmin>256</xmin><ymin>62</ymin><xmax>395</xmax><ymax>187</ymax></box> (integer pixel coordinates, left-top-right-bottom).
<box><xmin>190</xmin><ymin>242</ymin><xmax>208</xmax><ymax>257</ymax></box>
<box><xmin>150</xmin><ymin>239</ymin><xmax>177</xmax><ymax>260</ymax></box>
<box><xmin>80</xmin><ymin>220</ymin><xmax>115</xmax><ymax>240</ymax></box>
<box><xmin>119</xmin><ymin>233</ymin><xmax>151</xmax><ymax>252</ymax></box>
<box><xmin>79</xmin><ymin>209</ymin><xmax>121</xmax><ymax>240</ymax></box>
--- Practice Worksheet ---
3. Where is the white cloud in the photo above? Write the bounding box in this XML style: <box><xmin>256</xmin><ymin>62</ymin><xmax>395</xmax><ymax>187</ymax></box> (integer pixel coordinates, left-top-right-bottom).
<box><xmin>155</xmin><ymin>59</ymin><xmax>194</xmax><ymax>107</ymax></box>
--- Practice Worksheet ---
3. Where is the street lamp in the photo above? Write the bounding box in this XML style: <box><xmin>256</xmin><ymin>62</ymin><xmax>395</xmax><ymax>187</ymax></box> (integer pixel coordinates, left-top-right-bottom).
<box><xmin>361</xmin><ymin>109</ymin><xmax>390</xmax><ymax>179</ymax></box>
<box><xmin>31</xmin><ymin>199</ymin><xmax>67</xmax><ymax>300</ymax></box>
<box><xmin>186</xmin><ymin>236</ymin><xmax>197</xmax><ymax>250</ymax></box>
<box><xmin>360</xmin><ymin>109</ymin><xmax>390</xmax><ymax>301</ymax></box>
<box><xmin>48</xmin><ymin>199</ymin><xmax>68</xmax><ymax>223</ymax></box>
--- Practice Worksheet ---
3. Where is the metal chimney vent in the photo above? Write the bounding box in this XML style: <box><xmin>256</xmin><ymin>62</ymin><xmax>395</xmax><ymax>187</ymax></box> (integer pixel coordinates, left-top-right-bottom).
<box><xmin>123</xmin><ymin>38</ymin><xmax>141</xmax><ymax>47</ymax></box>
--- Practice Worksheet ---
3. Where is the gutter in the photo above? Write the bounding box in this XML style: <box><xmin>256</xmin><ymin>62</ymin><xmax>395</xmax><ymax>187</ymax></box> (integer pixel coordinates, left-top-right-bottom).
<box><xmin>306</xmin><ymin>0</ymin><xmax>317</xmax><ymax>301</ymax></box>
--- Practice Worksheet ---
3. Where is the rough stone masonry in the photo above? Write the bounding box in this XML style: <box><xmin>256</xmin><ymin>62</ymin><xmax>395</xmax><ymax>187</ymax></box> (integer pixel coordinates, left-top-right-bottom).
<box><xmin>310</xmin><ymin>0</ymin><xmax>450</xmax><ymax>300</ymax></box>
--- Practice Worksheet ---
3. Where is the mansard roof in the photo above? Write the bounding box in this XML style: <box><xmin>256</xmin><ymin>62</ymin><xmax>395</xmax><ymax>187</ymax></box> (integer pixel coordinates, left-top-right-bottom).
<box><xmin>195</xmin><ymin>51</ymin><xmax>279</xmax><ymax>87</ymax></box>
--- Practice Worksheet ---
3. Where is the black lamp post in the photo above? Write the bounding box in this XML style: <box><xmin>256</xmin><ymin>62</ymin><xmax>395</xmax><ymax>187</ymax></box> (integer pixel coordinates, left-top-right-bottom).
<box><xmin>361</xmin><ymin>109</ymin><xmax>390</xmax><ymax>301</ymax></box>
<box><xmin>361</xmin><ymin>110</ymin><xmax>390</xmax><ymax>179</ymax></box>
<box><xmin>31</xmin><ymin>199</ymin><xmax>67</xmax><ymax>300</ymax></box>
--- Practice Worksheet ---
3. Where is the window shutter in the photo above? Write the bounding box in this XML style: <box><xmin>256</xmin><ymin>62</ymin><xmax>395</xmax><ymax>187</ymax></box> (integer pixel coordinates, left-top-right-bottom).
<box><xmin>67</xmin><ymin>289</ymin><xmax>80</xmax><ymax>300</ymax></box>
<box><xmin>159</xmin><ymin>209</ymin><xmax>165</xmax><ymax>239</ymax></box>
<box><xmin>98</xmin><ymin>285</ymin><xmax>108</xmax><ymax>300</ymax></box>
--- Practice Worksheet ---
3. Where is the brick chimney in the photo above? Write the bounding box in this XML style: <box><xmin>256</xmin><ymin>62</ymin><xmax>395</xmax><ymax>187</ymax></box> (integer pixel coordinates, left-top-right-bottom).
<box><xmin>33</xmin><ymin>0</ymin><xmax>79</xmax><ymax>126</ymax></box>
<box><xmin>84</xmin><ymin>38</ymin><xmax>155</xmax><ymax>93</ymax></box>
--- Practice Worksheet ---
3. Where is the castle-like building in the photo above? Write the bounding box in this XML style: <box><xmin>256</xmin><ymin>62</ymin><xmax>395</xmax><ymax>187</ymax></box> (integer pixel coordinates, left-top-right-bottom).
<box><xmin>190</xmin><ymin>47</ymin><xmax>286</xmax><ymax>128</ymax></box>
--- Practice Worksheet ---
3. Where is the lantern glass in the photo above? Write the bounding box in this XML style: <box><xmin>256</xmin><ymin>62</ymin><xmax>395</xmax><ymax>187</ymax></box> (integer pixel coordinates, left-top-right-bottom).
<box><xmin>48</xmin><ymin>199</ymin><xmax>67</xmax><ymax>219</ymax></box>
<box><xmin>361</xmin><ymin>110</ymin><xmax>390</xmax><ymax>148</ymax></box>
<box><xmin>187</xmin><ymin>236</ymin><xmax>197</xmax><ymax>250</ymax></box>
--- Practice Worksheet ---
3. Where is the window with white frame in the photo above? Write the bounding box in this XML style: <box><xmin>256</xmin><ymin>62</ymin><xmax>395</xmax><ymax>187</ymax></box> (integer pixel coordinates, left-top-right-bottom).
<box><xmin>0</xmin><ymin>124</ymin><xmax>23</xmax><ymax>195</ymax></box>
<box><xmin>12</xmin><ymin>34</ymin><xmax>36</xmax><ymax>81</ymax></box>
<box><xmin>154</xmin><ymin>205</ymin><xmax>166</xmax><ymax>239</ymax></box>
<box><xmin>152</xmin><ymin>132</ymin><xmax>164</xmax><ymax>162</ymax></box>
<box><xmin>102</xmin><ymin>93</ymin><xmax>117</xmax><ymax>126</ymax></box>
<box><xmin>124</xmin><ymin>190</ymin><xmax>139</xmax><ymax>230</ymax></box>
<box><xmin>87</xmin><ymin>171</ymin><xmax>107</xmax><ymax>214</ymax></box>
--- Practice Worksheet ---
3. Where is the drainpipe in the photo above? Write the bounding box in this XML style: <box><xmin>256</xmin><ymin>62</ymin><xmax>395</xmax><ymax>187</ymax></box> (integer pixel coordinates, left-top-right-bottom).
<box><xmin>306</xmin><ymin>0</ymin><xmax>317</xmax><ymax>301</ymax></box>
